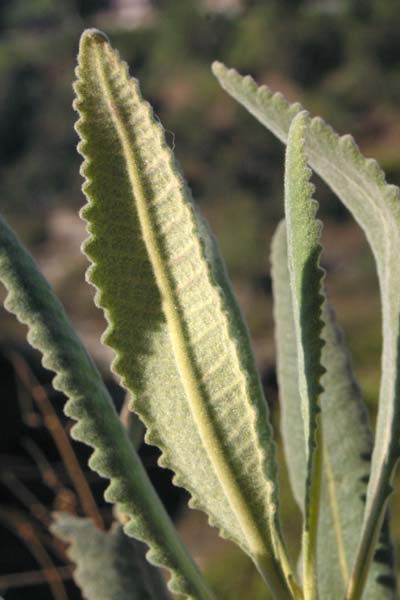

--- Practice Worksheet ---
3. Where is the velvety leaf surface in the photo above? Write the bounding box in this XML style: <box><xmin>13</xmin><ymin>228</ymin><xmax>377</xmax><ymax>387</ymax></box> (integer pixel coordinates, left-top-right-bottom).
<box><xmin>75</xmin><ymin>29</ymin><xmax>296</xmax><ymax>598</ymax></box>
<box><xmin>271</xmin><ymin>222</ymin><xmax>396</xmax><ymax>599</ymax></box>
<box><xmin>0</xmin><ymin>215</ymin><xmax>212</xmax><ymax>600</ymax></box>
<box><xmin>52</xmin><ymin>513</ymin><xmax>170</xmax><ymax>600</ymax></box>
<box><xmin>284</xmin><ymin>113</ymin><xmax>325</xmax><ymax>597</ymax></box>
<box><xmin>212</xmin><ymin>61</ymin><xmax>399</xmax><ymax>596</ymax></box>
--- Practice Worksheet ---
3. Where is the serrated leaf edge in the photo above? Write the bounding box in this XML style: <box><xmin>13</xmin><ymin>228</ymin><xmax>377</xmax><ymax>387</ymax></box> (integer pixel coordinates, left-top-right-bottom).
<box><xmin>75</xmin><ymin>30</ymin><xmax>297</xmax><ymax>598</ymax></box>
<box><xmin>212</xmin><ymin>61</ymin><xmax>400</xmax><ymax>600</ymax></box>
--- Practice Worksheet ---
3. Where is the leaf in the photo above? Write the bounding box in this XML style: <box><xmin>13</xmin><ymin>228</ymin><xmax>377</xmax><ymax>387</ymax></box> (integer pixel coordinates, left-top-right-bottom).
<box><xmin>52</xmin><ymin>513</ymin><xmax>170</xmax><ymax>600</ymax></box>
<box><xmin>75</xmin><ymin>29</ymin><xmax>298</xmax><ymax>599</ymax></box>
<box><xmin>284</xmin><ymin>112</ymin><xmax>325</xmax><ymax>598</ymax></box>
<box><xmin>271</xmin><ymin>222</ymin><xmax>396</xmax><ymax>599</ymax></box>
<box><xmin>271</xmin><ymin>222</ymin><xmax>306</xmax><ymax>514</ymax></box>
<box><xmin>212</xmin><ymin>61</ymin><xmax>400</xmax><ymax>597</ymax></box>
<box><xmin>0</xmin><ymin>215</ymin><xmax>213</xmax><ymax>600</ymax></box>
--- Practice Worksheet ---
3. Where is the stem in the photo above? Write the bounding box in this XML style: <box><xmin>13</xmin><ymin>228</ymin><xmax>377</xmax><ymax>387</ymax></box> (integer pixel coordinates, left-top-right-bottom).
<box><xmin>274</xmin><ymin>536</ymin><xmax>304</xmax><ymax>599</ymax></box>
<box><xmin>9</xmin><ymin>351</ymin><xmax>104</xmax><ymax>530</ymax></box>
<box><xmin>0</xmin><ymin>566</ymin><xmax>73</xmax><ymax>590</ymax></box>
<box><xmin>256</xmin><ymin>554</ymin><xmax>302</xmax><ymax>600</ymax></box>
<box><xmin>303</xmin><ymin>425</ymin><xmax>323</xmax><ymax>600</ymax></box>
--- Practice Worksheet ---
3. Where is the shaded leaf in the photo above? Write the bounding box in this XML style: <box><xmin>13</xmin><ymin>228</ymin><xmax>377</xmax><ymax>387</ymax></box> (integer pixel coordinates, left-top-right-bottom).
<box><xmin>284</xmin><ymin>112</ymin><xmax>325</xmax><ymax>597</ymax></box>
<box><xmin>52</xmin><ymin>513</ymin><xmax>170</xmax><ymax>600</ymax></box>
<box><xmin>212</xmin><ymin>61</ymin><xmax>399</xmax><ymax>596</ymax></box>
<box><xmin>271</xmin><ymin>222</ymin><xmax>396</xmax><ymax>599</ymax></box>
<box><xmin>0</xmin><ymin>215</ymin><xmax>212</xmax><ymax>600</ymax></box>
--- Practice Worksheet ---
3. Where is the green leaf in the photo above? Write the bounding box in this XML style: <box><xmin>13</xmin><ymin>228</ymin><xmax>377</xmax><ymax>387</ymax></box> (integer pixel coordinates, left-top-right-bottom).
<box><xmin>271</xmin><ymin>222</ymin><xmax>306</xmax><ymax>515</ymax></box>
<box><xmin>284</xmin><ymin>113</ymin><xmax>325</xmax><ymax>599</ymax></box>
<box><xmin>75</xmin><ymin>29</ymin><xmax>298</xmax><ymax>599</ymax></box>
<box><xmin>52</xmin><ymin>513</ymin><xmax>170</xmax><ymax>600</ymax></box>
<box><xmin>212</xmin><ymin>61</ymin><xmax>400</xmax><ymax>598</ymax></box>
<box><xmin>0</xmin><ymin>215</ymin><xmax>213</xmax><ymax>600</ymax></box>
<box><xmin>271</xmin><ymin>222</ymin><xmax>396</xmax><ymax>599</ymax></box>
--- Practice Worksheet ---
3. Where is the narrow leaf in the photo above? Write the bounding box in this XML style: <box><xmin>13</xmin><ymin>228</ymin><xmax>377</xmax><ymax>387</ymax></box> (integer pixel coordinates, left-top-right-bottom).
<box><xmin>212</xmin><ymin>61</ymin><xmax>400</xmax><ymax>597</ymax></box>
<box><xmin>52</xmin><ymin>513</ymin><xmax>170</xmax><ymax>600</ymax></box>
<box><xmin>75</xmin><ymin>29</ymin><xmax>298</xmax><ymax>599</ymax></box>
<box><xmin>271</xmin><ymin>222</ymin><xmax>396</xmax><ymax>599</ymax></box>
<box><xmin>0</xmin><ymin>215</ymin><xmax>213</xmax><ymax>600</ymax></box>
<box><xmin>284</xmin><ymin>112</ymin><xmax>325</xmax><ymax>599</ymax></box>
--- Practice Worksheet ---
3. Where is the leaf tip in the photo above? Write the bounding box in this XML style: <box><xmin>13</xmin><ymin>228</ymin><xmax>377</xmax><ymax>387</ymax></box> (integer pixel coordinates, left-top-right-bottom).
<box><xmin>211</xmin><ymin>60</ymin><xmax>225</xmax><ymax>77</ymax></box>
<box><xmin>290</xmin><ymin>109</ymin><xmax>310</xmax><ymax>134</ymax></box>
<box><xmin>78</xmin><ymin>28</ymin><xmax>110</xmax><ymax>61</ymax></box>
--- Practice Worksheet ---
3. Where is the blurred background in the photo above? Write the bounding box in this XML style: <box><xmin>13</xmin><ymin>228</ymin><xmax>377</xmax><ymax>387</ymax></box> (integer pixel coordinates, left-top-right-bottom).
<box><xmin>0</xmin><ymin>0</ymin><xmax>399</xmax><ymax>598</ymax></box>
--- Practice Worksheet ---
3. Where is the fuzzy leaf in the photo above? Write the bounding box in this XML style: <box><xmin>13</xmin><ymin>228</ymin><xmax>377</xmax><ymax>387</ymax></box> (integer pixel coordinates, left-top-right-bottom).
<box><xmin>52</xmin><ymin>513</ymin><xmax>170</xmax><ymax>600</ymax></box>
<box><xmin>284</xmin><ymin>112</ymin><xmax>325</xmax><ymax>596</ymax></box>
<box><xmin>0</xmin><ymin>215</ymin><xmax>213</xmax><ymax>600</ymax></box>
<box><xmin>75</xmin><ymin>29</ymin><xmax>297</xmax><ymax>598</ymax></box>
<box><xmin>212</xmin><ymin>61</ymin><xmax>400</xmax><ymax>595</ymax></box>
<box><xmin>271</xmin><ymin>222</ymin><xmax>396</xmax><ymax>599</ymax></box>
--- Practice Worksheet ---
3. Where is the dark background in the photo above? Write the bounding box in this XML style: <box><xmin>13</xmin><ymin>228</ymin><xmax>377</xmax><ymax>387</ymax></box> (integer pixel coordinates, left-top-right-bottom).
<box><xmin>0</xmin><ymin>1</ymin><xmax>399</xmax><ymax>598</ymax></box>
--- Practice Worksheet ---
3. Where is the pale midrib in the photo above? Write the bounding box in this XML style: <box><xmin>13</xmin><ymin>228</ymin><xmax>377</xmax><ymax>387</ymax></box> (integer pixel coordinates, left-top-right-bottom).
<box><xmin>307</xmin><ymin>124</ymin><xmax>399</xmax><ymax>592</ymax></box>
<box><xmin>306</xmin><ymin>118</ymin><xmax>398</xmax><ymax>600</ymax></box>
<box><xmin>310</xmin><ymin>149</ymin><xmax>397</xmax><ymax>498</ymax></box>
<box><xmin>256</xmin><ymin>86</ymin><xmax>397</xmax><ymax>596</ymax></box>
<box><xmin>88</xmin><ymin>45</ymin><xmax>216</xmax><ymax>600</ymax></box>
<box><xmin>220</xmin><ymin>68</ymin><xmax>400</xmax><ymax>596</ymax></box>
<box><xmin>323</xmin><ymin>449</ymin><xmax>349</xmax><ymax>586</ymax></box>
<box><xmin>228</xmin><ymin>68</ymin><xmax>399</xmax><ymax>542</ymax></box>
<box><xmin>92</xmin><ymin>43</ymin><xmax>277</xmax><ymax>570</ymax></box>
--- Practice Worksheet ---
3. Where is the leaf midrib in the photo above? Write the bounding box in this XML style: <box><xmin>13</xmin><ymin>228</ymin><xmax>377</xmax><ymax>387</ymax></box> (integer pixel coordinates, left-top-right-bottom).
<box><xmin>308</xmin><ymin>140</ymin><xmax>399</xmax><ymax>500</ymax></box>
<box><xmin>324</xmin><ymin>449</ymin><xmax>348</xmax><ymax>586</ymax></box>
<box><xmin>243</xmin><ymin>74</ymin><xmax>399</xmax><ymax>500</ymax></box>
<box><xmin>92</xmin><ymin>41</ymin><xmax>274</xmax><ymax>564</ymax></box>
<box><xmin>221</xmin><ymin>66</ymin><xmax>400</xmax><ymax>486</ymax></box>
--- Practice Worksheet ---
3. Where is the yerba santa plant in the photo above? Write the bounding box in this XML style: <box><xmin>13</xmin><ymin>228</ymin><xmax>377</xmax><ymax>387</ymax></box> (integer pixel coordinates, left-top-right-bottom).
<box><xmin>0</xmin><ymin>29</ymin><xmax>398</xmax><ymax>600</ymax></box>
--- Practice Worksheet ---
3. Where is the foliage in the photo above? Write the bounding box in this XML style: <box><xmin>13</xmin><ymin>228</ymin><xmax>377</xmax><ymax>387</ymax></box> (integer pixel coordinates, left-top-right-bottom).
<box><xmin>73</xmin><ymin>28</ymin><xmax>295</xmax><ymax>598</ymax></box>
<box><xmin>51</xmin><ymin>513</ymin><xmax>170</xmax><ymax>600</ymax></box>
<box><xmin>1</xmin><ymin>24</ymin><xmax>400</xmax><ymax>600</ymax></box>
<box><xmin>212</xmin><ymin>60</ymin><xmax>400</xmax><ymax>598</ymax></box>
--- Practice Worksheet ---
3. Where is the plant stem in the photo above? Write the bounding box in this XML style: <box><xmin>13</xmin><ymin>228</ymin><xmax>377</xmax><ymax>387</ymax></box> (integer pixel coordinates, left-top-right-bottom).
<box><xmin>303</xmin><ymin>425</ymin><xmax>323</xmax><ymax>600</ymax></box>
<box><xmin>256</xmin><ymin>554</ymin><xmax>302</xmax><ymax>600</ymax></box>
<box><xmin>9</xmin><ymin>351</ymin><xmax>104</xmax><ymax>530</ymax></box>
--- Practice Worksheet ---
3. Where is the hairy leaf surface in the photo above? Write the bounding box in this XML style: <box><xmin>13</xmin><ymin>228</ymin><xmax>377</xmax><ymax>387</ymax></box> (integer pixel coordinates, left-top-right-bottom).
<box><xmin>0</xmin><ymin>216</ymin><xmax>212</xmax><ymax>600</ymax></box>
<box><xmin>284</xmin><ymin>112</ymin><xmax>325</xmax><ymax>597</ymax></box>
<box><xmin>52</xmin><ymin>513</ymin><xmax>170</xmax><ymax>600</ymax></box>
<box><xmin>271</xmin><ymin>222</ymin><xmax>396</xmax><ymax>599</ymax></box>
<box><xmin>212</xmin><ymin>61</ymin><xmax>400</xmax><ymax>594</ymax></box>
<box><xmin>75</xmin><ymin>30</ymin><xmax>295</xmax><ymax>597</ymax></box>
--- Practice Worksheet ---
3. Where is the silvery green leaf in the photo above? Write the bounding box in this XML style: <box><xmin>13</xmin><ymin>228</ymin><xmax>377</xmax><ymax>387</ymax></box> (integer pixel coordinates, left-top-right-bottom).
<box><xmin>0</xmin><ymin>213</ymin><xmax>212</xmax><ymax>600</ymax></box>
<box><xmin>52</xmin><ymin>513</ymin><xmax>170</xmax><ymax>600</ymax></box>
<box><xmin>212</xmin><ymin>61</ymin><xmax>399</xmax><ymax>597</ymax></box>
<box><xmin>271</xmin><ymin>222</ymin><xmax>396</xmax><ymax>599</ymax></box>
<box><xmin>75</xmin><ymin>30</ymin><xmax>298</xmax><ymax>598</ymax></box>
<box><xmin>284</xmin><ymin>112</ymin><xmax>325</xmax><ymax>598</ymax></box>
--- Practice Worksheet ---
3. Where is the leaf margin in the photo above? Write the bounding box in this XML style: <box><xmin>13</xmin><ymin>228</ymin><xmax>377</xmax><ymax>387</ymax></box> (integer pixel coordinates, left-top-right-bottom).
<box><xmin>75</xmin><ymin>28</ymin><xmax>299</xmax><ymax>599</ymax></box>
<box><xmin>0</xmin><ymin>212</ymin><xmax>213</xmax><ymax>600</ymax></box>
<box><xmin>284</xmin><ymin>111</ymin><xmax>325</xmax><ymax>600</ymax></box>
<box><xmin>212</xmin><ymin>60</ymin><xmax>400</xmax><ymax>599</ymax></box>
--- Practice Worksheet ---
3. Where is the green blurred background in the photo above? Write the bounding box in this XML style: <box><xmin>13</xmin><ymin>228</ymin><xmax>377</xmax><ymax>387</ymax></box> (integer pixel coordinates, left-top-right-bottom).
<box><xmin>0</xmin><ymin>0</ymin><xmax>399</xmax><ymax>598</ymax></box>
